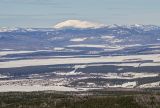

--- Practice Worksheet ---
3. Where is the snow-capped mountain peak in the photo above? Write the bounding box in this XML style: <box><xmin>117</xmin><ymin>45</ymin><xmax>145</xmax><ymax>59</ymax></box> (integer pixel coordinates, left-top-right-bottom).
<box><xmin>54</xmin><ymin>20</ymin><xmax>106</xmax><ymax>29</ymax></box>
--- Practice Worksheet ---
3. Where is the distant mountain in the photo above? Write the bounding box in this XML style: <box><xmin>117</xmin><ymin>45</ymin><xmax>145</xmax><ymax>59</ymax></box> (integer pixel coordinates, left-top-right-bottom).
<box><xmin>53</xmin><ymin>20</ymin><xmax>106</xmax><ymax>29</ymax></box>
<box><xmin>0</xmin><ymin>21</ymin><xmax>160</xmax><ymax>54</ymax></box>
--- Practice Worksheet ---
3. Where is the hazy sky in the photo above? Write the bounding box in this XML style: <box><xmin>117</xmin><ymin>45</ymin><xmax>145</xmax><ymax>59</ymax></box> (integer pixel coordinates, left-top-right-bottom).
<box><xmin>0</xmin><ymin>0</ymin><xmax>160</xmax><ymax>27</ymax></box>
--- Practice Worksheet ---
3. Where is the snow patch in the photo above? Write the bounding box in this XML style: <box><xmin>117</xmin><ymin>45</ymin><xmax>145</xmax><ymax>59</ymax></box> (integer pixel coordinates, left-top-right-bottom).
<box><xmin>0</xmin><ymin>50</ymin><xmax>51</xmax><ymax>57</ymax></box>
<box><xmin>121</xmin><ymin>82</ymin><xmax>137</xmax><ymax>88</ymax></box>
<box><xmin>101</xmin><ymin>35</ymin><xmax>115</xmax><ymax>39</ymax></box>
<box><xmin>157</xmin><ymin>39</ymin><xmax>160</xmax><ymax>41</ymax></box>
<box><xmin>70</xmin><ymin>38</ymin><xmax>87</xmax><ymax>42</ymax></box>
<box><xmin>54</xmin><ymin>71</ymin><xmax>84</xmax><ymax>76</ymax></box>
<box><xmin>53</xmin><ymin>47</ymin><xmax>65</xmax><ymax>51</ymax></box>
<box><xmin>139</xmin><ymin>81</ymin><xmax>160</xmax><ymax>88</ymax></box>
<box><xmin>109</xmin><ymin>81</ymin><xmax>137</xmax><ymax>88</ymax></box>
<box><xmin>0</xmin><ymin>74</ymin><xmax>8</xmax><ymax>78</ymax></box>
<box><xmin>67</xmin><ymin>44</ymin><xmax>106</xmax><ymax>48</ymax></box>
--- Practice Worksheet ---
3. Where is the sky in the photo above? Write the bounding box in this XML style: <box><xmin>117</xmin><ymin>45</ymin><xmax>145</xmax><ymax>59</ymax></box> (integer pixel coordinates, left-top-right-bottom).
<box><xmin>0</xmin><ymin>0</ymin><xmax>160</xmax><ymax>28</ymax></box>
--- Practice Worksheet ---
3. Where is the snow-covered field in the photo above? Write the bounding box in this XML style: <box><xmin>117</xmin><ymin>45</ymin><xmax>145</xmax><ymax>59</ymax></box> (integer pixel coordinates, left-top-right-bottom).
<box><xmin>0</xmin><ymin>85</ymin><xmax>78</xmax><ymax>92</ymax></box>
<box><xmin>0</xmin><ymin>50</ymin><xmax>160</xmax><ymax>92</ymax></box>
<box><xmin>0</xmin><ymin>54</ymin><xmax>159</xmax><ymax>68</ymax></box>
<box><xmin>0</xmin><ymin>79</ymin><xmax>100</xmax><ymax>92</ymax></box>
